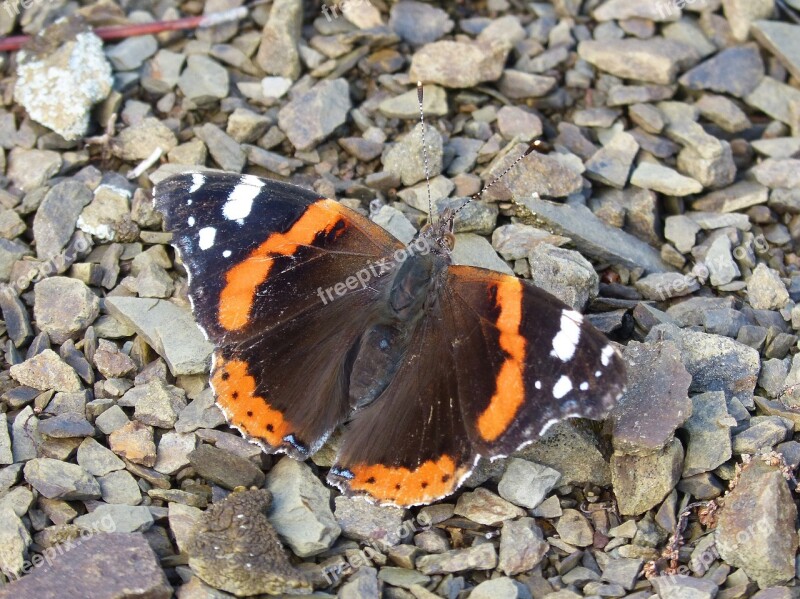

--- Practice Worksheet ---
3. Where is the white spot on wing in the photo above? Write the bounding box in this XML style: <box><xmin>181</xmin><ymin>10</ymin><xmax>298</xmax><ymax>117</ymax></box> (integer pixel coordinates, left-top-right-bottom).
<box><xmin>601</xmin><ymin>344</ymin><xmax>615</xmax><ymax>366</ymax></box>
<box><xmin>222</xmin><ymin>250</ymin><xmax>231</xmax><ymax>258</ymax></box>
<box><xmin>222</xmin><ymin>176</ymin><xmax>264</xmax><ymax>222</ymax></box>
<box><xmin>550</xmin><ymin>309</ymin><xmax>582</xmax><ymax>362</ymax></box>
<box><xmin>187</xmin><ymin>216</ymin><xmax>195</xmax><ymax>227</ymax></box>
<box><xmin>580</xmin><ymin>381</ymin><xmax>589</xmax><ymax>391</ymax></box>
<box><xmin>535</xmin><ymin>380</ymin><xmax>542</xmax><ymax>390</ymax></box>
<box><xmin>198</xmin><ymin>227</ymin><xmax>216</xmax><ymax>250</ymax></box>
<box><xmin>189</xmin><ymin>173</ymin><xmax>205</xmax><ymax>193</ymax></box>
<box><xmin>553</xmin><ymin>375</ymin><xmax>572</xmax><ymax>399</ymax></box>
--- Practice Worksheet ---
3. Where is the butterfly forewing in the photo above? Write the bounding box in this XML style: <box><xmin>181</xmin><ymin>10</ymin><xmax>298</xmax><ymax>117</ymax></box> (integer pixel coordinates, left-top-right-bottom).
<box><xmin>155</xmin><ymin>172</ymin><xmax>405</xmax><ymax>457</ymax></box>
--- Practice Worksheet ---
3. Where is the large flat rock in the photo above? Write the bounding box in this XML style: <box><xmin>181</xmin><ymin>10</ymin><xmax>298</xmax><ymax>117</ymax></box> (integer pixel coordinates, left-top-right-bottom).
<box><xmin>104</xmin><ymin>297</ymin><xmax>213</xmax><ymax>376</ymax></box>
<box><xmin>516</xmin><ymin>196</ymin><xmax>674</xmax><ymax>274</ymax></box>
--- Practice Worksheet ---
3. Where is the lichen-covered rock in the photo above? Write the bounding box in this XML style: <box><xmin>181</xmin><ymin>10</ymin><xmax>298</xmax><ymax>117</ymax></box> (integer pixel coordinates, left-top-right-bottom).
<box><xmin>14</xmin><ymin>19</ymin><xmax>112</xmax><ymax>140</ymax></box>
<box><xmin>186</xmin><ymin>489</ymin><xmax>312</xmax><ymax>596</ymax></box>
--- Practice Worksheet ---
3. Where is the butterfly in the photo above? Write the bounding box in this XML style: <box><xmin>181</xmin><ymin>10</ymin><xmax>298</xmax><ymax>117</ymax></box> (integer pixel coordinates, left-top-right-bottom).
<box><xmin>153</xmin><ymin>165</ymin><xmax>626</xmax><ymax>507</ymax></box>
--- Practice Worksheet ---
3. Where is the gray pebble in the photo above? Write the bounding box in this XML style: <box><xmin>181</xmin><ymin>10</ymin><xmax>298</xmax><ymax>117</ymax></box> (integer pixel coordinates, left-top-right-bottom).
<box><xmin>10</xmin><ymin>349</ymin><xmax>82</xmax><ymax>392</ymax></box>
<box><xmin>195</xmin><ymin>123</ymin><xmax>245</xmax><ymax>173</ymax></box>
<box><xmin>528</xmin><ymin>243</ymin><xmax>599</xmax><ymax>311</ymax></box>
<box><xmin>106</xmin><ymin>35</ymin><xmax>158</xmax><ymax>71</ymax></box>
<box><xmin>277</xmin><ymin>78</ymin><xmax>352</xmax><ymax>152</ymax></box>
<box><xmin>715</xmin><ymin>460</ymin><xmax>796</xmax><ymax>587</ymax></box>
<box><xmin>334</xmin><ymin>495</ymin><xmax>406</xmax><ymax>548</ymax></box>
<box><xmin>34</xmin><ymin>277</ymin><xmax>99</xmax><ymax>345</ymax></box>
<box><xmin>105</xmin><ymin>297</ymin><xmax>213</xmax><ymax>377</ymax></box>
<box><xmin>264</xmin><ymin>457</ymin><xmax>341</xmax><ymax>557</ymax></box>
<box><xmin>0</xmin><ymin>506</ymin><xmax>31</xmax><ymax>577</ymax></box>
<box><xmin>23</xmin><ymin>457</ymin><xmax>100</xmax><ymax>500</ymax></box>
<box><xmin>453</xmin><ymin>487</ymin><xmax>524</xmax><ymax>525</ymax></box>
<box><xmin>77</xmin><ymin>437</ymin><xmax>125</xmax><ymax>477</ymax></box>
<box><xmin>74</xmin><ymin>503</ymin><xmax>153</xmax><ymax>533</ymax></box>
<box><xmin>255</xmin><ymin>0</ymin><xmax>302</xmax><ymax>79</ymax></box>
<box><xmin>611</xmin><ymin>438</ymin><xmax>684</xmax><ymax>515</ymax></box>
<box><xmin>383</xmin><ymin>123</ymin><xmax>443</xmax><ymax>187</ymax></box>
<box><xmin>498</xmin><ymin>517</ymin><xmax>548</xmax><ymax>576</ymax></box>
<box><xmin>98</xmin><ymin>469</ymin><xmax>142</xmax><ymax>505</ymax></box>
<box><xmin>679</xmin><ymin>44</ymin><xmax>764</xmax><ymax>97</ymax></box>
<box><xmin>416</xmin><ymin>543</ymin><xmax>497</xmax><ymax>575</ymax></box>
<box><xmin>389</xmin><ymin>1</ymin><xmax>453</xmax><ymax>45</ymax></box>
<box><xmin>177</xmin><ymin>55</ymin><xmax>230</xmax><ymax>106</ymax></box>
<box><xmin>747</xmin><ymin>263</ymin><xmax>790</xmax><ymax>310</ymax></box>
<box><xmin>188</xmin><ymin>444</ymin><xmax>265</xmax><ymax>490</ymax></box>
<box><xmin>38</xmin><ymin>413</ymin><xmax>95</xmax><ymax>439</ymax></box>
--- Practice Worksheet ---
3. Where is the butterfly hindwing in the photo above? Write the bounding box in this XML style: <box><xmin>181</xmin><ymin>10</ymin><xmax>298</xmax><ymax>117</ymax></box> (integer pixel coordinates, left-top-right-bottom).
<box><xmin>328</xmin><ymin>292</ymin><xmax>475</xmax><ymax>507</ymax></box>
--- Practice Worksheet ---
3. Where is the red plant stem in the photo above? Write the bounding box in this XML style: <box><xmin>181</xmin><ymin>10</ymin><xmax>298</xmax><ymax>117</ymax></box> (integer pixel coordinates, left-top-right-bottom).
<box><xmin>96</xmin><ymin>16</ymin><xmax>208</xmax><ymax>40</ymax></box>
<box><xmin>0</xmin><ymin>8</ymin><xmax>247</xmax><ymax>52</ymax></box>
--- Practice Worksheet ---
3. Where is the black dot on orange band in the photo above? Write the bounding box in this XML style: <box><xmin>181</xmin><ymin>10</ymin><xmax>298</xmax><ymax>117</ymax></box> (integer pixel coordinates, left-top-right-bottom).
<box><xmin>366</xmin><ymin>476</ymin><xmax>376</xmax><ymax>484</ymax></box>
<box><xmin>246</xmin><ymin>410</ymin><xmax>253</xmax><ymax>417</ymax></box>
<box><xmin>221</xmin><ymin>372</ymin><xmax>230</xmax><ymax>380</ymax></box>
<box><xmin>421</xmin><ymin>481</ymin><xmax>428</xmax><ymax>489</ymax></box>
<box><xmin>266</xmin><ymin>424</ymin><xmax>274</xmax><ymax>432</ymax></box>
<box><xmin>395</xmin><ymin>483</ymin><xmax>401</xmax><ymax>490</ymax></box>
<box><xmin>441</xmin><ymin>474</ymin><xmax>451</xmax><ymax>483</ymax></box>
<box><xmin>231</xmin><ymin>391</ymin><xmax>239</xmax><ymax>399</ymax></box>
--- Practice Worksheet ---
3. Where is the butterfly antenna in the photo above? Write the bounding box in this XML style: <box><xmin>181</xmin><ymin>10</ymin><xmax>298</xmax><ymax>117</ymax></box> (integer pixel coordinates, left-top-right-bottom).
<box><xmin>452</xmin><ymin>139</ymin><xmax>541</xmax><ymax>218</ymax></box>
<box><xmin>417</xmin><ymin>81</ymin><xmax>435</xmax><ymax>226</ymax></box>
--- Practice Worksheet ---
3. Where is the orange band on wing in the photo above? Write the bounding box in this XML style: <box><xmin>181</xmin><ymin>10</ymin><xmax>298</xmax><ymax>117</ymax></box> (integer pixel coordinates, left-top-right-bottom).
<box><xmin>218</xmin><ymin>200</ymin><xmax>345</xmax><ymax>331</ymax></box>
<box><xmin>212</xmin><ymin>357</ymin><xmax>291</xmax><ymax>447</ymax></box>
<box><xmin>477</xmin><ymin>277</ymin><xmax>526</xmax><ymax>442</ymax></box>
<box><xmin>348</xmin><ymin>455</ymin><xmax>465</xmax><ymax>507</ymax></box>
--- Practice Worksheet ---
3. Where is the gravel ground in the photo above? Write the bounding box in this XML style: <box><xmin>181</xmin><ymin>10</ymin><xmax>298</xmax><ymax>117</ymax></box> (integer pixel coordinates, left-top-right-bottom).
<box><xmin>0</xmin><ymin>0</ymin><xmax>799</xmax><ymax>597</ymax></box>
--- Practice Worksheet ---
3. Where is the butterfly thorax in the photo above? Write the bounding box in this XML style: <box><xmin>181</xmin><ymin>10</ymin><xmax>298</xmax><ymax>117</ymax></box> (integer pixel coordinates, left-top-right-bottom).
<box><xmin>348</xmin><ymin>252</ymin><xmax>448</xmax><ymax>410</ymax></box>
<box><xmin>417</xmin><ymin>208</ymin><xmax>456</xmax><ymax>257</ymax></box>
<box><xmin>389</xmin><ymin>252</ymin><xmax>442</xmax><ymax>319</ymax></box>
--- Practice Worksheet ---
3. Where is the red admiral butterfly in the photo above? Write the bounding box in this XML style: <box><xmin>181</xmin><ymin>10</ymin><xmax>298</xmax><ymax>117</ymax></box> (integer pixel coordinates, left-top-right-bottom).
<box><xmin>154</xmin><ymin>90</ymin><xmax>625</xmax><ymax>507</ymax></box>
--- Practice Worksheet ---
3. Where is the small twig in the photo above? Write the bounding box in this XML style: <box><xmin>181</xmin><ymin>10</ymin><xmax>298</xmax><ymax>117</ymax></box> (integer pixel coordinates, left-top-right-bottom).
<box><xmin>0</xmin><ymin>6</ymin><xmax>248</xmax><ymax>52</ymax></box>
<box><xmin>778</xmin><ymin>381</ymin><xmax>800</xmax><ymax>400</ymax></box>
<box><xmin>644</xmin><ymin>500</ymin><xmax>712</xmax><ymax>578</ymax></box>
<box><xmin>85</xmin><ymin>113</ymin><xmax>117</xmax><ymax>165</ymax></box>
<box><xmin>127</xmin><ymin>147</ymin><xmax>163</xmax><ymax>179</ymax></box>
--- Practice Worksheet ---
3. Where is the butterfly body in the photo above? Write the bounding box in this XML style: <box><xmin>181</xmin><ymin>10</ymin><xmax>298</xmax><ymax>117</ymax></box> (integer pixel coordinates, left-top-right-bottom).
<box><xmin>155</xmin><ymin>171</ymin><xmax>626</xmax><ymax>507</ymax></box>
<box><xmin>347</xmin><ymin>250</ymin><xmax>441</xmax><ymax>408</ymax></box>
